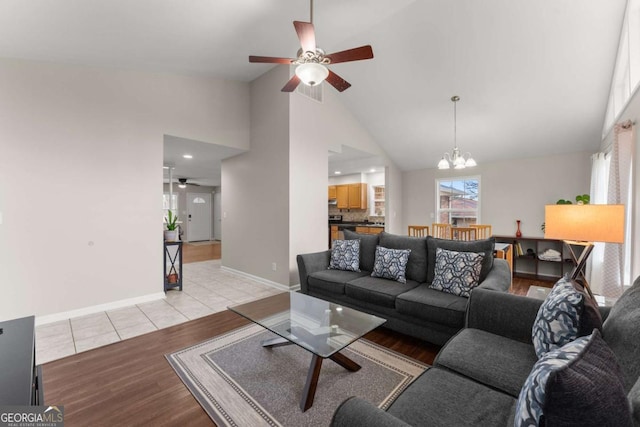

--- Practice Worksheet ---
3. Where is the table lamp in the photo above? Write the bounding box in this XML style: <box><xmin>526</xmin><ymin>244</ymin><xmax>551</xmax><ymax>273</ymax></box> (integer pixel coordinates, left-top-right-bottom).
<box><xmin>544</xmin><ymin>204</ymin><xmax>624</xmax><ymax>298</ymax></box>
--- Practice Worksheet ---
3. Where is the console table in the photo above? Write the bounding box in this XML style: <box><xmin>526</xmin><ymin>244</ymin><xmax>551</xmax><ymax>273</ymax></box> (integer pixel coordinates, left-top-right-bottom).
<box><xmin>0</xmin><ymin>316</ymin><xmax>43</xmax><ymax>405</ymax></box>
<box><xmin>164</xmin><ymin>240</ymin><xmax>183</xmax><ymax>291</ymax></box>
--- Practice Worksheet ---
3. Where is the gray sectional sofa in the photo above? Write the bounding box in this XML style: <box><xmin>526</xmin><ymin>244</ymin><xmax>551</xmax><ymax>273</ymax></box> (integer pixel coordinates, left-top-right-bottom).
<box><xmin>296</xmin><ymin>231</ymin><xmax>511</xmax><ymax>345</ymax></box>
<box><xmin>330</xmin><ymin>279</ymin><xmax>640</xmax><ymax>427</ymax></box>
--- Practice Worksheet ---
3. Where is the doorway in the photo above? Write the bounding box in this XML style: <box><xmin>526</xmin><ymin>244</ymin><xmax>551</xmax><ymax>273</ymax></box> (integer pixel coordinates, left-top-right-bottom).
<box><xmin>187</xmin><ymin>193</ymin><xmax>212</xmax><ymax>242</ymax></box>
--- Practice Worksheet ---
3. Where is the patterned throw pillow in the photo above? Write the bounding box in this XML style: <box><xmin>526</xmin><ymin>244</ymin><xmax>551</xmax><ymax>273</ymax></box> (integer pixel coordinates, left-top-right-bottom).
<box><xmin>429</xmin><ymin>248</ymin><xmax>484</xmax><ymax>297</ymax></box>
<box><xmin>531</xmin><ymin>276</ymin><xmax>602</xmax><ymax>359</ymax></box>
<box><xmin>371</xmin><ymin>246</ymin><xmax>411</xmax><ymax>283</ymax></box>
<box><xmin>329</xmin><ymin>239</ymin><xmax>361</xmax><ymax>272</ymax></box>
<box><xmin>514</xmin><ymin>330</ymin><xmax>632</xmax><ymax>427</ymax></box>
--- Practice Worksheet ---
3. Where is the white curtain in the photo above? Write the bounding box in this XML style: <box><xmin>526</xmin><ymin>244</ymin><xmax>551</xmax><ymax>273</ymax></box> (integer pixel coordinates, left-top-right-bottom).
<box><xmin>602</xmin><ymin>121</ymin><xmax>634</xmax><ymax>297</ymax></box>
<box><xmin>588</xmin><ymin>153</ymin><xmax>610</xmax><ymax>295</ymax></box>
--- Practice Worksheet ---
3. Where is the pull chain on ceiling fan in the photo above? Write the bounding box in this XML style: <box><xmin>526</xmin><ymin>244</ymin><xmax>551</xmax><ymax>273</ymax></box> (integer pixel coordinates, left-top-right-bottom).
<box><xmin>249</xmin><ymin>0</ymin><xmax>374</xmax><ymax>92</ymax></box>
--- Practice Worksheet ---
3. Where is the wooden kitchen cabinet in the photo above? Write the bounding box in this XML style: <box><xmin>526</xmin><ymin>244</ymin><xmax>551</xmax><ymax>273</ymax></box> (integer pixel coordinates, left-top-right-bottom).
<box><xmin>330</xmin><ymin>225</ymin><xmax>339</xmax><ymax>241</ymax></box>
<box><xmin>348</xmin><ymin>183</ymin><xmax>368</xmax><ymax>209</ymax></box>
<box><xmin>328</xmin><ymin>185</ymin><xmax>337</xmax><ymax>200</ymax></box>
<box><xmin>355</xmin><ymin>226</ymin><xmax>384</xmax><ymax>235</ymax></box>
<box><xmin>336</xmin><ymin>185</ymin><xmax>349</xmax><ymax>209</ymax></box>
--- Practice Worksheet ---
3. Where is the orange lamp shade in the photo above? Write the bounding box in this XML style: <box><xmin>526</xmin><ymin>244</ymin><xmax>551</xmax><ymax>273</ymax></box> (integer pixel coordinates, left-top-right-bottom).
<box><xmin>544</xmin><ymin>204</ymin><xmax>625</xmax><ymax>243</ymax></box>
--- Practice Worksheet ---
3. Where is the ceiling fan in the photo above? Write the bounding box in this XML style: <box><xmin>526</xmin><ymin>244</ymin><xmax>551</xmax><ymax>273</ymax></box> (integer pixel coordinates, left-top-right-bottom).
<box><xmin>249</xmin><ymin>0</ymin><xmax>374</xmax><ymax>92</ymax></box>
<box><xmin>177</xmin><ymin>178</ymin><xmax>199</xmax><ymax>188</ymax></box>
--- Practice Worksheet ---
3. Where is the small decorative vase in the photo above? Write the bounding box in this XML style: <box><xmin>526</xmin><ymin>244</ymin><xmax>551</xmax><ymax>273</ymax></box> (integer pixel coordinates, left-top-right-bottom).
<box><xmin>164</xmin><ymin>230</ymin><xmax>178</xmax><ymax>241</ymax></box>
<box><xmin>515</xmin><ymin>220</ymin><xmax>522</xmax><ymax>238</ymax></box>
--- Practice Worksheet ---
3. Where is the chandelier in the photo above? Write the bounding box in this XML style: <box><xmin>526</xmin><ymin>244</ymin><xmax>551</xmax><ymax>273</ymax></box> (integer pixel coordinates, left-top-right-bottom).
<box><xmin>437</xmin><ymin>96</ymin><xmax>477</xmax><ymax>169</ymax></box>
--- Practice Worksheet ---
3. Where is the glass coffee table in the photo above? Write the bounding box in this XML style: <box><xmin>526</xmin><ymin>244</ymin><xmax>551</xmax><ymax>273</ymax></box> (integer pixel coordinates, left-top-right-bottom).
<box><xmin>228</xmin><ymin>292</ymin><xmax>386</xmax><ymax>411</ymax></box>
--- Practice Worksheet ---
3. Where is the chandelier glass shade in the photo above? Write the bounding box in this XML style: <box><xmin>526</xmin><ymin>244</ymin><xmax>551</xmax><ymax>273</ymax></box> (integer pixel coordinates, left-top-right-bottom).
<box><xmin>438</xmin><ymin>96</ymin><xmax>476</xmax><ymax>170</ymax></box>
<box><xmin>295</xmin><ymin>62</ymin><xmax>329</xmax><ymax>86</ymax></box>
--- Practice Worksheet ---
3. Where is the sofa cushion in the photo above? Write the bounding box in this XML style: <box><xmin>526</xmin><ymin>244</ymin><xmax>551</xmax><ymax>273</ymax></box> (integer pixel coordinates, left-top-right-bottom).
<box><xmin>430</xmin><ymin>248</ymin><xmax>484</xmax><ymax>297</ymax></box>
<box><xmin>387</xmin><ymin>368</ymin><xmax>517</xmax><ymax>427</ymax></box>
<box><xmin>329</xmin><ymin>239</ymin><xmax>361</xmax><ymax>272</ymax></box>
<box><xmin>379</xmin><ymin>232</ymin><xmax>428</xmax><ymax>283</ymax></box>
<box><xmin>515</xmin><ymin>330</ymin><xmax>631</xmax><ymax>427</ymax></box>
<box><xmin>603</xmin><ymin>275</ymin><xmax>640</xmax><ymax>393</ymax></box>
<box><xmin>532</xmin><ymin>276</ymin><xmax>602</xmax><ymax>358</ymax></box>
<box><xmin>371</xmin><ymin>246</ymin><xmax>411</xmax><ymax>284</ymax></box>
<box><xmin>435</xmin><ymin>328</ymin><xmax>538</xmax><ymax>397</ymax></box>
<box><xmin>395</xmin><ymin>285</ymin><xmax>467</xmax><ymax>327</ymax></box>
<box><xmin>344</xmin><ymin>230</ymin><xmax>380</xmax><ymax>272</ymax></box>
<box><xmin>426</xmin><ymin>236</ymin><xmax>495</xmax><ymax>284</ymax></box>
<box><xmin>307</xmin><ymin>269</ymin><xmax>369</xmax><ymax>295</ymax></box>
<box><xmin>345</xmin><ymin>276</ymin><xmax>420</xmax><ymax>308</ymax></box>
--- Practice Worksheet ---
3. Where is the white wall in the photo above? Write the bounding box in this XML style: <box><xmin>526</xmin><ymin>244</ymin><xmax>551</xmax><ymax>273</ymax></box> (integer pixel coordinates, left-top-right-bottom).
<box><xmin>222</xmin><ymin>66</ymin><xmax>292</xmax><ymax>285</ymax></box>
<box><xmin>0</xmin><ymin>58</ymin><xmax>250</xmax><ymax>321</ymax></box>
<box><xmin>402</xmin><ymin>151</ymin><xmax>592</xmax><ymax>237</ymax></box>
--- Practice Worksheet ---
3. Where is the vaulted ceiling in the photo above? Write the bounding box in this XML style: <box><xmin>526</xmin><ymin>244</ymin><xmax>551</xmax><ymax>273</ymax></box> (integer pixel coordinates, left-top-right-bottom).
<box><xmin>0</xmin><ymin>0</ymin><xmax>627</xmax><ymax>172</ymax></box>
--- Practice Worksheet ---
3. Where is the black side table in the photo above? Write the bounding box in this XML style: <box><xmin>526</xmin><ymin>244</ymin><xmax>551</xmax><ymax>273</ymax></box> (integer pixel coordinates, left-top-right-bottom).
<box><xmin>164</xmin><ymin>241</ymin><xmax>183</xmax><ymax>291</ymax></box>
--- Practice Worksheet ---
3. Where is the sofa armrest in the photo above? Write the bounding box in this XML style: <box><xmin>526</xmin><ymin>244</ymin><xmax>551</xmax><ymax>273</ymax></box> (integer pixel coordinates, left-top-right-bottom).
<box><xmin>477</xmin><ymin>258</ymin><xmax>511</xmax><ymax>292</ymax></box>
<box><xmin>331</xmin><ymin>397</ymin><xmax>412</xmax><ymax>427</ymax></box>
<box><xmin>296</xmin><ymin>250</ymin><xmax>330</xmax><ymax>294</ymax></box>
<box><xmin>466</xmin><ymin>288</ymin><xmax>543</xmax><ymax>344</ymax></box>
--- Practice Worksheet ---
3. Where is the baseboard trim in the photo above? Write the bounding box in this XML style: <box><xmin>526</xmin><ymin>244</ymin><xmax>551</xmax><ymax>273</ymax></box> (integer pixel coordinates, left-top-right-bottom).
<box><xmin>35</xmin><ymin>292</ymin><xmax>166</xmax><ymax>326</ymax></box>
<box><xmin>220</xmin><ymin>266</ymin><xmax>300</xmax><ymax>292</ymax></box>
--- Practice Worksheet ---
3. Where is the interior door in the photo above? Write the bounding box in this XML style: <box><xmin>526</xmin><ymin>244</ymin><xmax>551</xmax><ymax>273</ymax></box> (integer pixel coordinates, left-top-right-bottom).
<box><xmin>187</xmin><ymin>193</ymin><xmax>212</xmax><ymax>242</ymax></box>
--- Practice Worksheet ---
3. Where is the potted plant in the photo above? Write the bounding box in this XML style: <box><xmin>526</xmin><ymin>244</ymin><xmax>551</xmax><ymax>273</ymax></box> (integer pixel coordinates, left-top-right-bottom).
<box><xmin>164</xmin><ymin>211</ymin><xmax>179</xmax><ymax>241</ymax></box>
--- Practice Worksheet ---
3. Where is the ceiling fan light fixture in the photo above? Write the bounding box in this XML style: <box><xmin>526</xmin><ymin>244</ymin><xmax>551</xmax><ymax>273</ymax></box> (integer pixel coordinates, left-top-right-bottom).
<box><xmin>295</xmin><ymin>62</ymin><xmax>329</xmax><ymax>86</ymax></box>
<box><xmin>178</xmin><ymin>183</ymin><xmax>186</xmax><ymax>189</ymax></box>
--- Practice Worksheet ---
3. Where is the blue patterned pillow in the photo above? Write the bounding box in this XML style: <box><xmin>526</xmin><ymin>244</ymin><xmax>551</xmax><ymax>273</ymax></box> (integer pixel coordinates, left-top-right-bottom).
<box><xmin>371</xmin><ymin>246</ymin><xmax>411</xmax><ymax>283</ymax></box>
<box><xmin>429</xmin><ymin>248</ymin><xmax>484</xmax><ymax>297</ymax></box>
<box><xmin>329</xmin><ymin>239</ymin><xmax>361</xmax><ymax>272</ymax></box>
<box><xmin>532</xmin><ymin>277</ymin><xmax>593</xmax><ymax>358</ymax></box>
<box><xmin>515</xmin><ymin>330</ymin><xmax>631</xmax><ymax>427</ymax></box>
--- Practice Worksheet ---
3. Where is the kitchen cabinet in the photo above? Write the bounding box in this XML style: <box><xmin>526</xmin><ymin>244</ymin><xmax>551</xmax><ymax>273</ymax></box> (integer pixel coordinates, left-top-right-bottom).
<box><xmin>328</xmin><ymin>185</ymin><xmax>337</xmax><ymax>200</ymax></box>
<box><xmin>330</xmin><ymin>225</ymin><xmax>339</xmax><ymax>241</ymax></box>
<box><xmin>332</xmin><ymin>183</ymin><xmax>368</xmax><ymax>210</ymax></box>
<box><xmin>355</xmin><ymin>226</ymin><xmax>383</xmax><ymax>235</ymax></box>
<box><xmin>336</xmin><ymin>185</ymin><xmax>350</xmax><ymax>209</ymax></box>
<box><xmin>348</xmin><ymin>183</ymin><xmax>368</xmax><ymax>209</ymax></box>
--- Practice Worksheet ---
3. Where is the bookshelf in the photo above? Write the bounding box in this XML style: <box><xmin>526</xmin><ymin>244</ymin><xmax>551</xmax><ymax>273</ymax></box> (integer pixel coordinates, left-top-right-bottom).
<box><xmin>493</xmin><ymin>236</ymin><xmax>577</xmax><ymax>282</ymax></box>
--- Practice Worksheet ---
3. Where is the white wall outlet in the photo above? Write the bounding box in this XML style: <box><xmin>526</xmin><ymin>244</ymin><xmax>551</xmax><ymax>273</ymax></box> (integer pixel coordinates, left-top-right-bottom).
<box><xmin>272</xmin><ymin>262</ymin><xmax>277</xmax><ymax>271</ymax></box>
<box><xmin>223</xmin><ymin>211</ymin><xmax>227</xmax><ymax>219</ymax></box>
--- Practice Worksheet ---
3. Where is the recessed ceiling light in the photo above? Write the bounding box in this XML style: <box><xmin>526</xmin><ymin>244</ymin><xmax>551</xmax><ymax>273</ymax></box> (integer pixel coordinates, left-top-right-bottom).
<box><xmin>162</xmin><ymin>166</ymin><xmax>170</xmax><ymax>169</ymax></box>
<box><xmin>334</xmin><ymin>171</ymin><xmax>341</xmax><ymax>175</ymax></box>
<box><xmin>370</xmin><ymin>168</ymin><xmax>376</xmax><ymax>172</ymax></box>
<box><xmin>183</xmin><ymin>154</ymin><xmax>193</xmax><ymax>159</ymax></box>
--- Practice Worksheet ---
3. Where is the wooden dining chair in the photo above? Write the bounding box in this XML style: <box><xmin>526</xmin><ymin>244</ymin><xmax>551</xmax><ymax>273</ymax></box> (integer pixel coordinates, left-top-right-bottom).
<box><xmin>470</xmin><ymin>224</ymin><xmax>492</xmax><ymax>239</ymax></box>
<box><xmin>451</xmin><ymin>227</ymin><xmax>476</xmax><ymax>241</ymax></box>
<box><xmin>408</xmin><ymin>225</ymin><xmax>429</xmax><ymax>237</ymax></box>
<box><xmin>431</xmin><ymin>223</ymin><xmax>451</xmax><ymax>239</ymax></box>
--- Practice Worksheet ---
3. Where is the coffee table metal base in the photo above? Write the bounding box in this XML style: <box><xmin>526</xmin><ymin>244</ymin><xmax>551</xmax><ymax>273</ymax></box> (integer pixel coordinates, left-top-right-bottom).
<box><xmin>261</xmin><ymin>337</ymin><xmax>361</xmax><ymax>411</ymax></box>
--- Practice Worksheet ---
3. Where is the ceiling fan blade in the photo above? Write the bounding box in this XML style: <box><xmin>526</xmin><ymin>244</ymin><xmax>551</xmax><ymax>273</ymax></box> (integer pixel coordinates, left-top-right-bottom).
<box><xmin>326</xmin><ymin>45</ymin><xmax>374</xmax><ymax>64</ymax></box>
<box><xmin>293</xmin><ymin>21</ymin><xmax>316</xmax><ymax>53</ymax></box>
<box><xmin>281</xmin><ymin>75</ymin><xmax>302</xmax><ymax>92</ymax></box>
<box><xmin>326</xmin><ymin>70</ymin><xmax>351</xmax><ymax>92</ymax></box>
<box><xmin>249</xmin><ymin>55</ymin><xmax>293</xmax><ymax>64</ymax></box>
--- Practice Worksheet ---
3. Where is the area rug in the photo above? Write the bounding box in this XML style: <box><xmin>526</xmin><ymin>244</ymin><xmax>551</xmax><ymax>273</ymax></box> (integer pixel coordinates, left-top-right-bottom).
<box><xmin>166</xmin><ymin>324</ymin><xmax>427</xmax><ymax>427</ymax></box>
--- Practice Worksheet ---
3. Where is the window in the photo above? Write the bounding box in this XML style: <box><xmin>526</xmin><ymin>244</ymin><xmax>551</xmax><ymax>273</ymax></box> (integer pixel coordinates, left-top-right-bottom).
<box><xmin>163</xmin><ymin>193</ymin><xmax>178</xmax><ymax>219</ymax></box>
<box><xmin>436</xmin><ymin>177</ymin><xmax>480</xmax><ymax>226</ymax></box>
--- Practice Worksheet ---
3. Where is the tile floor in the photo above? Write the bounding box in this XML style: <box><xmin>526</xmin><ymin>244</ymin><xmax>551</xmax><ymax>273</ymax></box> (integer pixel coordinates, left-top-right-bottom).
<box><xmin>35</xmin><ymin>260</ymin><xmax>283</xmax><ymax>365</ymax></box>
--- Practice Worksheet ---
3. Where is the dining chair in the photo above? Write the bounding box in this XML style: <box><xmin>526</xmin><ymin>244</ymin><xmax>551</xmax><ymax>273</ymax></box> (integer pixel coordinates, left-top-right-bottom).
<box><xmin>451</xmin><ymin>227</ymin><xmax>476</xmax><ymax>241</ymax></box>
<box><xmin>470</xmin><ymin>224</ymin><xmax>492</xmax><ymax>239</ymax></box>
<box><xmin>431</xmin><ymin>223</ymin><xmax>451</xmax><ymax>239</ymax></box>
<box><xmin>408</xmin><ymin>225</ymin><xmax>429</xmax><ymax>237</ymax></box>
